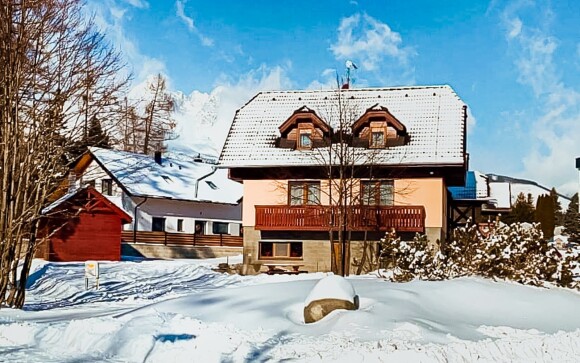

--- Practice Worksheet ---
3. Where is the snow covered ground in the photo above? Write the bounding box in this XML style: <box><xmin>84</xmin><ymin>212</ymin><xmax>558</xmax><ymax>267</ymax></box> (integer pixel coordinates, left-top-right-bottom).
<box><xmin>1</xmin><ymin>257</ymin><xmax>580</xmax><ymax>362</ymax></box>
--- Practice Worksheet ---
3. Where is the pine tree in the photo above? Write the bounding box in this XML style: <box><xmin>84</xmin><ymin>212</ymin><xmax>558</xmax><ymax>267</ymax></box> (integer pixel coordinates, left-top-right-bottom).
<box><xmin>535</xmin><ymin>194</ymin><xmax>555</xmax><ymax>239</ymax></box>
<box><xmin>550</xmin><ymin>187</ymin><xmax>564</xmax><ymax>226</ymax></box>
<box><xmin>563</xmin><ymin>193</ymin><xmax>580</xmax><ymax>241</ymax></box>
<box><xmin>503</xmin><ymin>192</ymin><xmax>535</xmax><ymax>224</ymax></box>
<box><xmin>67</xmin><ymin>116</ymin><xmax>111</xmax><ymax>160</ymax></box>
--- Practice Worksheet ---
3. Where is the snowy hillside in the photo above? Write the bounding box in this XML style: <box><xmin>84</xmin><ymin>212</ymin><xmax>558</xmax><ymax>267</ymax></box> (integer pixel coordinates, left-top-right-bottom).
<box><xmin>1</xmin><ymin>258</ymin><xmax>580</xmax><ymax>362</ymax></box>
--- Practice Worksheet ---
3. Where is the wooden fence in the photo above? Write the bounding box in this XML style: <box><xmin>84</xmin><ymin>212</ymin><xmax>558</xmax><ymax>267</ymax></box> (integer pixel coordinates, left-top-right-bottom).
<box><xmin>121</xmin><ymin>231</ymin><xmax>243</xmax><ymax>247</ymax></box>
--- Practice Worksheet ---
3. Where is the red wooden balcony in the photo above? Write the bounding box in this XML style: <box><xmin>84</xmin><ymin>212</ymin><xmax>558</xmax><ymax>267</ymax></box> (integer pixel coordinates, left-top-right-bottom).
<box><xmin>255</xmin><ymin>205</ymin><xmax>425</xmax><ymax>232</ymax></box>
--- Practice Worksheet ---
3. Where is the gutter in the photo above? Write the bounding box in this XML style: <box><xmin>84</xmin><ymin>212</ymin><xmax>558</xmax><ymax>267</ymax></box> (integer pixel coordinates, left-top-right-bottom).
<box><xmin>194</xmin><ymin>167</ymin><xmax>217</xmax><ymax>199</ymax></box>
<box><xmin>132</xmin><ymin>197</ymin><xmax>148</xmax><ymax>243</ymax></box>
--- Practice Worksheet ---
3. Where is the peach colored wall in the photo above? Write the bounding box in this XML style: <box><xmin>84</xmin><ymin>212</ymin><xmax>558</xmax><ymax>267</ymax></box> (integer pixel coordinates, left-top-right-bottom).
<box><xmin>394</xmin><ymin>178</ymin><xmax>445</xmax><ymax>228</ymax></box>
<box><xmin>244</xmin><ymin>178</ymin><xmax>446</xmax><ymax>229</ymax></box>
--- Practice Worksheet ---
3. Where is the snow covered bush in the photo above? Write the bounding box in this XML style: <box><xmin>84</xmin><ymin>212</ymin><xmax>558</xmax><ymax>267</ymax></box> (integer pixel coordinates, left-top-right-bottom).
<box><xmin>377</xmin><ymin>230</ymin><xmax>441</xmax><ymax>282</ymax></box>
<box><xmin>378</xmin><ymin>222</ymin><xmax>579</xmax><ymax>289</ymax></box>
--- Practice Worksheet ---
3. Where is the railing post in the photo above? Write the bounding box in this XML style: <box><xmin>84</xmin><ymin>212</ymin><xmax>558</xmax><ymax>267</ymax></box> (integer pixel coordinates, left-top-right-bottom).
<box><xmin>164</xmin><ymin>232</ymin><xmax>167</xmax><ymax>246</ymax></box>
<box><xmin>193</xmin><ymin>233</ymin><xmax>196</xmax><ymax>246</ymax></box>
<box><xmin>220</xmin><ymin>234</ymin><xmax>223</xmax><ymax>246</ymax></box>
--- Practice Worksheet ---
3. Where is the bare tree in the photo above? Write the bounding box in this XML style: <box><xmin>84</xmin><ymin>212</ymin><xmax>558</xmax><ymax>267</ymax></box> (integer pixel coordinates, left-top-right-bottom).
<box><xmin>277</xmin><ymin>88</ymin><xmax>411</xmax><ymax>276</ymax></box>
<box><xmin>0</xmin><ymin>0</ymin><xmax>128</xmax><ymax>308</ymax></box>
<box><xmin>117</xmin><ymin>74</ymin><xmax>176</xmax><ymax>154</ymax></box>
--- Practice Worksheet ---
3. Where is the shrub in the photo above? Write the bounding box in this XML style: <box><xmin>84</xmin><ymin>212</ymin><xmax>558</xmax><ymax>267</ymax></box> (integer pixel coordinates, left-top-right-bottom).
<box><xmin>379</xmin><ymin>222</ymin><xmax>579</xmax><ymax>289</ymax></box>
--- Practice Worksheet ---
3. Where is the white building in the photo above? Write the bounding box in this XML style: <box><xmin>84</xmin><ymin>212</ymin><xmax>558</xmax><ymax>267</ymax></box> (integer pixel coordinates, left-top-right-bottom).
<box><xmin>68</xmin><ymin>147</ymin><xmax>243</xmax><ymax>237</ymax></box>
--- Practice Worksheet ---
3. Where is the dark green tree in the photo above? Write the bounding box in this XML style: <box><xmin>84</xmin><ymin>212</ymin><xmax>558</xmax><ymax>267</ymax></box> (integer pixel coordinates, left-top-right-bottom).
<box><xmin>503</xmin><ymin>192</ymin><xmax>535</xmax><ymax>224</ymax></box>
<box><xmin>535</xmin><ymin>194</ymin><xmax>555</xmax><ymax>239</ymax></box>
<box><xmin>67</xmin><ymin>116</ymin><xmax>111</xmax><ymax>160</ymax></box>
<box><xmin>550</xmin><ymin>187</ymin><xmax>564</xmax><ymax>226</ymax></box>
<box><xmin>563</xmin><ymin>193</ymin><xmax>580</xmax><ymax>242</ymax></box>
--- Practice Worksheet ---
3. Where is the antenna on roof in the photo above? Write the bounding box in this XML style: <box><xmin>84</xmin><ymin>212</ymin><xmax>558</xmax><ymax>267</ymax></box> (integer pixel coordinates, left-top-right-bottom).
<box><xmin>342</xmin><ymin>60</ymin><xmax>358</xmax><ymax>89</ymax></box>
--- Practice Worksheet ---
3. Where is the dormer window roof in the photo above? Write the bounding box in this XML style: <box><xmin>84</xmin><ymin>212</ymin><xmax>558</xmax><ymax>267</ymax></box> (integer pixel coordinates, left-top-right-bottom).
<box><xmin>351</xmin><ymin>104</ymin><xmax>409</xmax><ymax>148</ymax></box>
<box><xmin>278</xmin><ymin>106</ymin><xmax>331</xmax><ymax>136</ymax></box>
<box><xmin>277</xmin><ymin>106</ymin><xmax>332</xmax><ymax>150</ymax></box>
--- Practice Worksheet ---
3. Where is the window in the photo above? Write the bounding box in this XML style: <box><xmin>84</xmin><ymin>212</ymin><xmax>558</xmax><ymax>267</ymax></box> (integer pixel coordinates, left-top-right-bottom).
<box><xmin>298</xmin><ymin>130</ymin><xmax>312</xmax><ymax>149</ymax></box>
<box><xmin>212</xmin><ymin>222</ymin><xmax>229</xmax><ymax>235</ymax></box>
<box><xmin>259</xmin><ymin>242</ymin><xmax>303</xmax><ymax>259</ymax></box>
<box><xmin>177</xmin><ymin>219</ymin><xmax>184</xmax><ymax>232</ymax></box>
<box><xmin>289</xmin><ymin>181</ymin><xmax>320</xmax><ymax>205</ymax></box>
<box><xmin>101</xmin><ymin>179</ymin><xmax>113</xmax><ymax>196</ymax></box>
<box><xmin>152</xmin><ymin>217</ymin><xmax>166</xmax><ymax>232</ymax></box>
<box><xmin>361</xmin><ymin>180</ymin><xmax>394</xmax><ymax>206</ymax></box>
<box><xmin>370</xmin><ymin>128</ymin><xmax>386</xmax><ymax>148</ymax></box>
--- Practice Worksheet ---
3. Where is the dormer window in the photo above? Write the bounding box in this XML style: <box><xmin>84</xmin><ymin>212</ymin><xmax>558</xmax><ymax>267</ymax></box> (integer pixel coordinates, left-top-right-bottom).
<box><xmin>352</xmin><ymin>104</ymin><xmax>409</xmax><ymax>149</ymax></box>
<box><xmin>370</xmin><ymin>128</ymin><xmax>385</xmax><ymax>148</ymax></box>
<box><xmin>277</xmin><ymin>106</ymin><xmax>332</xmax><ymax>150</ymax></box>
<box><xmin>299</xmin><ymin>129</ymin><xmax>312</xmax><ymax>149</ymax></box>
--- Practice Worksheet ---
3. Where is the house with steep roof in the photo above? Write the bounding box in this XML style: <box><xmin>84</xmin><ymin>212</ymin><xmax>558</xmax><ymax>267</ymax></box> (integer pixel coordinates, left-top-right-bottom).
<box><xmin>219</xmin><ymin>85</ymin><xmax>469</xmax><ymax>274</ymax></box>
<box><xmin>58</xmin><ymin>147</ymin><xmax>243</xmax><ymax>258</ymax></box>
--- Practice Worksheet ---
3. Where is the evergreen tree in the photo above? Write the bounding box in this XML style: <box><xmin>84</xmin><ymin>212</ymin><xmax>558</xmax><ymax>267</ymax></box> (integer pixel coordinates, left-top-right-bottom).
<box><xmin>564</xmin><ymin>193</ymin><xmax>580</xmax><ymax>241</ymax></box>
<box><xmin>550</xmin><ymin>187</ymin><xmax>564</xmax><ymax>226</ymax></box>
<box><xmin>535</xmin><ymin>194</ymin><xmax>555</xmax><ymax>239</ymax></box>
<box><xmin>503</xmin><ymin>192</ymin><xmax>535</xmax><ymax>224</ymax></box>
<box><xmin>67</xmin><ymin>116</ymin><xmax>111</xmax><ymax>160</ymax></box>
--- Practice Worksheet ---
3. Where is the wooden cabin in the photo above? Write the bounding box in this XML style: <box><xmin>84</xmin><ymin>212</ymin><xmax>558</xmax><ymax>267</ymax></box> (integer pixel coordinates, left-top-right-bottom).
<box><xmin>37</xmin><ymin>186</ymin><xmax>132</xmax><ymax>261</ymax></box>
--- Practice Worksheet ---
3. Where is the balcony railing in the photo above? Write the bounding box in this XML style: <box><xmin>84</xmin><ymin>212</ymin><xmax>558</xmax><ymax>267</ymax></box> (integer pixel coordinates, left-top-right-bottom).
<box><xmin>255</xmin><ymin>205</ymin><xmax>425</xmax><ymax>232</ymax></box>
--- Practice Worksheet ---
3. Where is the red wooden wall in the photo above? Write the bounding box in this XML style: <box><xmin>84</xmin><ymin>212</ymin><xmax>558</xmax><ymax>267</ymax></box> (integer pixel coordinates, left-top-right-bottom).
<box><xmin>48</xmin><ymin>211</ymin><xmax>123</xmax><ymax>261</ymax></box>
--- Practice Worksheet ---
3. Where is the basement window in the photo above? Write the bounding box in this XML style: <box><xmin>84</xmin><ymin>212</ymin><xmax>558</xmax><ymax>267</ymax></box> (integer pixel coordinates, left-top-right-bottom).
<box><xmin>259</xmin><ymin>241</ymin><xmax>303</xmax><ymax>259</ymax></box>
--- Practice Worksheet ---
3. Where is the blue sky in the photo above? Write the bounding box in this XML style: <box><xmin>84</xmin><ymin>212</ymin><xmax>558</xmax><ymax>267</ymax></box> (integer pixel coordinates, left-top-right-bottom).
<box><xmin>89</xmin><ymin>0</ymin><xmax>580</xmax><ymax>195</ymax></box>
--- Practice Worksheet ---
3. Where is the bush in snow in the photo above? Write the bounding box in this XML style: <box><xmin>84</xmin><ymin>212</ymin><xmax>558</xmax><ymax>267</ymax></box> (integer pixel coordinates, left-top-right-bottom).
<box><xmin>379</xmin><ymin>222</ymin><xmax>579</xmax><ymax>289</ymax></box>
<box><xmin>377</xmin><ymin>230</ymin><xmax>442</xmax><ymax>282</ymax></box>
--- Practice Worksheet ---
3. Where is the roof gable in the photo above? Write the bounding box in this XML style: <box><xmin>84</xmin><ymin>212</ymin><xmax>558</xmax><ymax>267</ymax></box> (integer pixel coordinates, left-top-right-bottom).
<box><xmin>278</xmin><ymin>106</ymin><xmax>332</xmax><ymax>136</ymax></box>
<box><xmin>42</xmin><ymin>186</ymin><xmax>132</xmax><ymax>224</ymax></box>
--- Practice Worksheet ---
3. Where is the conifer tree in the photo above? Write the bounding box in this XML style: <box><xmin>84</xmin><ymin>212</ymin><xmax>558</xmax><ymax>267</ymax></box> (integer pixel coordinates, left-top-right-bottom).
<box><xmin>564</xmin><ymin>193</ymin><xmax>580</xmax><ymax>241</ymax></box>
<box><xmin>550</xmin><ymin>187</ymin><xmax>564</xmax><ymax>226</ymax></box>
<box><xmin>535</xmin><ymin>194</ymin><xmax>555</xmax><ymax>239</ymax></box>
<box><xmin>503</xmin><ymin>192</ymin><xmax>535</xmax><ymax>224</ymax></box>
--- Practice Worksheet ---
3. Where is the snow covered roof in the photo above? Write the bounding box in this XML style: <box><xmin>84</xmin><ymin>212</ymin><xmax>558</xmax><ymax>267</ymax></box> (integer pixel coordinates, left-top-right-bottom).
<box><xmin>219</xmin><ymin>85</ymin><xmax>467</xmax><ymax>167</ymax></box>
<box><xmin>41</xmin><ymin>185</ymin><xmax>132</xmax><ymax>223</ymax></box>
<box><xmin>89</xmin><ymin>147</ymin><xmax>242</xmax><ymax>205</ymax></box>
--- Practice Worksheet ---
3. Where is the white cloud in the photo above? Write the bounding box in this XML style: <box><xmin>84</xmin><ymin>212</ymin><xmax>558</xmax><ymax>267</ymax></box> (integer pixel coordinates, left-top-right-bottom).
<box><xmin>327</xmin><ymin>13</ymin><xmax>416</xmax><ymax>87</ymax></box>
<box><xmin>502</xmin><ymin>2</ymin><xmax>580</xmax><ymax>196</ymax></box>
<box><xmin>175</xmin><ymin>0</ymin><xmax>214</xmax><ymax>47</ymax></box>
<box><xmin>330</xmin><ymin>13</ymin><xmax>414</xmax><ymax>71</ymax></box>
<box><xmin>88</xmin><ymin>0</ymin><xmax>167</xmax><ymax>86</ymax></box>
<box><xmin>123</xmin><ymin>0</ymin><xmax>148</xmax><ymax>9</ymax></box>
<box><xmin>507</xmin><ymin>17</ymin><xmax>522</xmax><ymax>39</ymax></box>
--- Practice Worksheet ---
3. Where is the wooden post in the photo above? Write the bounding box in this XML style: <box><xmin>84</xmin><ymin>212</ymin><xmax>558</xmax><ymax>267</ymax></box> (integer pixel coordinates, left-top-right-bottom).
<box><xmin>164</xmin><ymin>232</ymin><xmax>167</xmax><ymax>246</ymax></box>
<box><xmin>220</xmin><ymin>233</ymin><xmax>223</xmax><ymax>246</ymax></box>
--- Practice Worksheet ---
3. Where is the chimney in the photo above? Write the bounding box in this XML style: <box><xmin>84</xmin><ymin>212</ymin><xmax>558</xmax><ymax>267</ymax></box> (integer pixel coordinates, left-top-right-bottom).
<box><xmin>154</xmin><ymin>151</ymin><xmax>162</xmax><ymax>165</ymax></box>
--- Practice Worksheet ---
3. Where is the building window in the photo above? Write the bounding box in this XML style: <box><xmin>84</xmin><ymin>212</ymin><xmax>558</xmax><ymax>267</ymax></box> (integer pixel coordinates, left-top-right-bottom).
<box><xmin>289</xmin><ymin>181</ymin><xmax>320</xmax><ymax>205</ymax></box>
<box><xmin>361</xmin><ymin>180</ymin><xmax>394</xmax><ymax>206</ymax></box>
<box><xmin>212</xmin><ymin>222</ymin><xmax>229</xmax><ymax>235</ymax></box>
<box><xmin>370</xmin><ymin>128</ymin><xmax>386</xmax><ymax>148</ymax></box>
<box><xmin>152</xmin><ymin>217</ymin><xmax>166</xmax><ymax>232</ymax></box>
<box><xmin>259</xmin><ymin>241</ymin><xmax>303</xmax><ymax>259</ymax></box>
<box><xmin>101</xmin><ymin>179</ymin><xmax>113</xmax><ymax>196</ymax></box>
<box><xmin>298</xmin><ymin>130</ymin><xmax>312</xmax><ymax>149</ymax></box>
<box><xmin>177</xmin><ymin>219</ymin><xmax>184</xmax><ymax>232</ymax></box>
